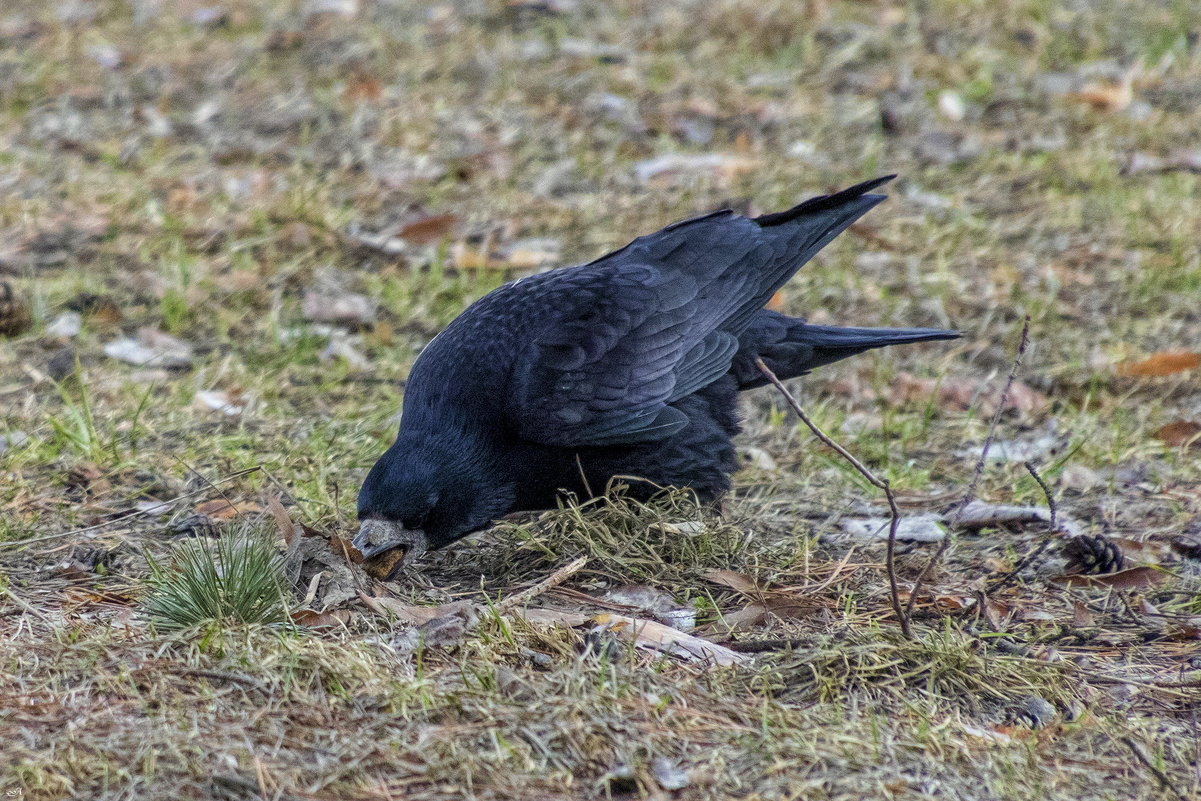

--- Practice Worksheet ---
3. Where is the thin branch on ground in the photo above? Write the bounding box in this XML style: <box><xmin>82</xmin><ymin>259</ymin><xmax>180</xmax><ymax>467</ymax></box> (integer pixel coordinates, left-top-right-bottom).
<box><xmin>0</xmin><ymin>466</ymin><xmax>263</xmax><ymax>550</ymax></box>
<box><xmin>497</xmin><ymin>556</ymin><xmax>589</xmax><ymax>613</ymax></box>
<box><xmin>0</xmin><ymin>584</ymin><xmax>56</xmax><ymax>627</ymax></box>
<box><xmin>906</xmin><ymin>316</ymin><xmax>1031</xmax><ymax>618</ymax></box>
<box><xmin>754</xmin><ymin>357</ymin><xmax>911</xmax><ymax>638</ymax></box>
<box><xmin>986</xmin><ymin>460</ymin><xmax>1059</xmax><ymax>597</ymax></box>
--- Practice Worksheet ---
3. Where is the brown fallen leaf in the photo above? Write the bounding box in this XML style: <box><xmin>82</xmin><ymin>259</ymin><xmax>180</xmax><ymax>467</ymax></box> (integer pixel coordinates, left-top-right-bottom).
<box><xmin>291</xmin><ymin>608</ymin><xmax>352</xmax><ymax>628</ymax></box>
<box><xmin>104</xmin><ymin>328</ymin><xmax>195</xmax><ymax>368</ymax></box>
<box><xmin>342</xmin><ymin>73</ymin><xmax>382</xmax><ymax>103</ymax></box>
<box><xmin>450</xmin><ymin>239</ymin><xmax>561</xmax><ymax>272</ymax></box>
<box><xmin>267</xmin><ymin>496</ymin><xmax>302</xmax><ymax>546</ymax></box>
<box><xmin>1117</xmin><ymin>351</ymin><xmax>1201</xmax><ymax>377</ymax></box>
<box><xmin>370</xmin><ymin>598</ymin><xmax>476</xmax><ymax>626</ymax></box>
<box><xmin>193</xmin><ymin>499</ymin><xmax>263</xmax><ymax>521</ymax></box>
<box><xmin>398</xmin><ymin>213</ymin><xmax>459</xmax><ymax>245</ymax></box>
<box><xmin>193</xmin><ymin>389</ymin><xmax>246</xmax><ymax>417</ymax></box>
<box><xmin>592</xmin><ymin>613</ymin><xmax>747</xmax><ymax>666</ymax></box>
<box><xmin>1071</xmin><ymin>601</ymin><xmax>1095</xmax><ymax>628</ymax></box>
<box><xmin>1052</xmin><ymin>566</ymin><xmax>1167</xmax><ymax>589</ymax></box>
<box><xmin>704</xmin><ymin>569</ymin><xmax>761</xmax><ymax>595</ymax></box>
<box><xmin>1154</xmin><ymin>420</ymin><xmax>1201</xmax><ymax>448</ymax></box>
<box><xmin>934</xmin><ymin>594</ymin><xmax>973</xmax><ymax>612</ymax></box>
<box><xmin>633</xmin><ymin>153</ymin><xmax>757</xmax><ymax>186</ymax></box>
<box><xmin>697</xmin><ymin>593</ymin><xmax>818</xmax><ymax>638</ymax></box>
<box><xmin>982</xmin><ymin>599</ymin><xmax>1012</xmax><ymax>630</ymax></box>
<box><xmin>1068</xmin><ymin>78</ymin><xmax>1133</xmax><ymax>113</ymax></box>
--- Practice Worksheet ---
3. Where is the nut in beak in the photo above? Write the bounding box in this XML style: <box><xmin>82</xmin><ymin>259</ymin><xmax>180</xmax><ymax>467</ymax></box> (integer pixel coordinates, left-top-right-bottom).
<box><xmin>353</xmin><ymin>519</ymin><xmax>428</xmax><ymax>579</ymax></box>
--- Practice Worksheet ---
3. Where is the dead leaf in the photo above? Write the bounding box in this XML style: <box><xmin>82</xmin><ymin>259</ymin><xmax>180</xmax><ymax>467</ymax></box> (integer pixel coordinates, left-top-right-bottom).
<box><xmin>836</xmin><ymin>515</ymin><xmax>946</xmax><ymax>543</ymax></box>
<box><xmin>962</xmin><ymin>723</ymin><xmax>1013</xmax><ymax>745</ymax></box>
<box><xmin>450</xmin><ymin>238</ymin><xmax>561</xmax><ymax>272</ymax></box>
<box><xmin>398</xmin><ymin>214</ymin><xmax>459</xmax><ymax>245</ymax></box>
<box><xmin>1117</xmin><ymin>351</ymin><xmax>1201</xmax><ymax>377</ymax></box>
<box><xmin>935</xmin><ymin>594</ymin><xmax>973</xmax><ymax>611</ymax></box>
<box><xmin>592</xmin><ymin>613</ymin><xmax>747</xmax><ymax>666</ymax></box>
<box><xmin>983</xmin><ymin>599</ymin><xmax>1012</xmax><ymax>630</ymax></box>
<box><xmin>193</xmin><ymin>499</ymin><xmax>262</xmax><ymax>521</ymax></box>
<box><xmin>291</xmin><ymin>608</ymin><xmax>352</xmax><ymax>628</ymax></box>
<box><xmin>514</xmin><ymin>608</ymin><xmax>591</xmax><ymax>628</ymax></box>
<box><xmin>698</xmin><ymin>604</ymin><xmax>770</xmax><ymax>635</ymax></box>
<box><xmin>633</xmin><ymin>153</ymin><xmax>757</xmax><ymax>186</ymax></box>
<box><xmin>66</xmin><ymin>463</ymin><xmax>110</xmax><ymax>494</ymax></box>
<box><xmin>342</xmin><ymin>73</ymin><xmax>382</xmax><ymax>103</ymax></box>
<box><xmin>1068</xmin><ymin>78</ymin><xmax>1133</xmax><ymax>113</ymax></box>
<box><xmin>267</xmin><ymin>496</ymin><xmax>301</xmax><ymax>546</ymax></box>
<box><xmin>370</xmin><ymin>598</ymin><xmax>476</xmax><ymax>626</ymax></box>
<box><xmin>952</xmin><ymin>501</ymin><xmax>1081</xmax><ymax>536</ymax></box>
<box><xmin>1071</xmin><ymin>601</ymin><xmax>1095</xmax><ymax>627</ymax></box>
<box><xmin>193</xmin><ymin>389</ymin><xmax>245</xmax><ymax>417</ymax></box>
<box><xmin>1154</xmin><ymin>420</ymin><xmax>1201</xmax><ymax>448</ymax></box>
<box><xmin>703</xmin><ymin>569</ymin><xmax>761</xmax><ymax>595</ymax></box>
<box><xmin>1052</xmin><ymin>566</ymin><xmax>1167</xmax><ymax>589</ymax></box>
<box><xmin>301</xmin><ymin>289</ymin><xmax>376</xmax><ymax>326</ymax></box>
<box><xmin>103</xmin><ymin>328</ymin><xmax>194</xmax><ymax>368</ymax></box>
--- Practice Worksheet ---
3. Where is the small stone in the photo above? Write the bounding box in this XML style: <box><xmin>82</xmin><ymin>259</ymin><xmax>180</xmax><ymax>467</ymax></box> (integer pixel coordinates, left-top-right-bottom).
<box><xmin>45</xmin><ymin>311</ymin><xmax>82</xmax><ymax>338</ymax></box>
<box><xmin>651</xmin><ymin>757</ymin><xmax>690</xmax><ymax>791</ymax></box>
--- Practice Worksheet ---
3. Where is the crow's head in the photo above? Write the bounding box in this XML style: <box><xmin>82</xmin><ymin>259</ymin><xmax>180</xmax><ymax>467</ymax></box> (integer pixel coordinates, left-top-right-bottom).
<box><xmin>355</xmin><ymin>433</ymin><xmax>515</xmax><ymax>575</ymax></box>
<box><xmin>354</xmin><ymin>443</ymin><xmax>440</xmax><ymax>569</ymax></box>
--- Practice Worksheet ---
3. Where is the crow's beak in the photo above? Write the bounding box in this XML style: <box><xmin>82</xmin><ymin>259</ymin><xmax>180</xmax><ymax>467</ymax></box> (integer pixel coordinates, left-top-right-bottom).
<box><xmin>353</xmin><ymin>519</ymin><xmax>428</xmax><ymax>564</ymax></box>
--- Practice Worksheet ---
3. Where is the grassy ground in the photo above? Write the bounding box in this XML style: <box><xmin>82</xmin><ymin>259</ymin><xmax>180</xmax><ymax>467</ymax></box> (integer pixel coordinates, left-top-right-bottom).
<box><xmin>2</xmin><ymin>0</ymin><xmax>1200</xmax><ymax>798</ymax></box>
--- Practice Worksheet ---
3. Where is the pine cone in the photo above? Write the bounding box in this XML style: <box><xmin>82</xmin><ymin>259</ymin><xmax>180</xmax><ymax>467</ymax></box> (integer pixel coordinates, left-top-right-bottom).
<box><xmin>1062</xmin><ymin>534</ymin><xmax>1125</xmax><ymax>575</ymax></box>
<box><xmin>0</xmin><ymin>281</ymin><xmax>31</xmax><ymax>337</ymax></box>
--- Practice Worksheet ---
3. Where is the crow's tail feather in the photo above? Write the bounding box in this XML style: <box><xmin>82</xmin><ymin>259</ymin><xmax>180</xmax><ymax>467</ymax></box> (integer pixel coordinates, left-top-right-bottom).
<box><xmin>731</xmin><ymin>311</ymin><xmax>960</xmax><ymax>390</ymax></box>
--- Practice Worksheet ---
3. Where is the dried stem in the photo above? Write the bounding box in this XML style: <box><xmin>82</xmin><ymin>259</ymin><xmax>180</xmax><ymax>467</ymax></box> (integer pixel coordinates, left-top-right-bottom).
<box><xmin>0</xmin><ymin>584</ymin><xmax>56</xmax><ymax>627</ymax></box>
<box><xmin>754</xmin><ymin>357</ymin><xmax>911</xmax><ymax>638</ymax></box>
<box><xmin>497</xmin><ymin>556</ymin><xmax>589</xmax><ymax>613</ymax></box>
<box><xmin>985</xmin><ymin>460</ymin><xmax>1058</xmax><ymax>597</ymax></box>
<box><xmin>906</xmin><ymin>316</ymin><xmax>1031</xmax><ymax>618</ymax></box>
<box><xmin>1022</xmin><ymin>459</ymin><xmax>1059</xmax><ymax>531</ymax></box>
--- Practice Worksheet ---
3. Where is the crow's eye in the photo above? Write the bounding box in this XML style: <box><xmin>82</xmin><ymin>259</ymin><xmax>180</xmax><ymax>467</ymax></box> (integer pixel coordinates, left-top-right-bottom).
<box><xmin>403</xmin><ymin>517</ymin><xmax>424</xmax><ymax>530</ymax></box>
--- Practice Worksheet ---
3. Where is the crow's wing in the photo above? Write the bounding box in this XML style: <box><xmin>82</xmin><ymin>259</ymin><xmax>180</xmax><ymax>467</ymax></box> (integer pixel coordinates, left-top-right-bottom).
<box><xmin>509</xmin><ymin>177</ymin><xmax>893</xmax><ymax>447</ymax></box>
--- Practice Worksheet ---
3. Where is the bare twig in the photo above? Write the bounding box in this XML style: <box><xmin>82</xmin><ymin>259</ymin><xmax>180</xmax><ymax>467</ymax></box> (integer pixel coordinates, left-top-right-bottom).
<box><xmin>754</xmin><ymin>357</ymin><xmax>911</xmax><ymax>638</ymax></box>
<box><xmin>0</xmin><ymin>584</ymin><xmax>56</xmax><ymax>627</ymax></box>
<box><xmin>0</xmin><ymin>467</ymin><xmax>262</xmax><ymax>549</ymax></box>
<box><xmin>986</xmin><ymin>460</ymin><xmax>1058</xmax><ymax>597</ymax></box>
<box><xmin>906</xmin><ymin>316</ymin><xmax>1031</xmax><ymax>618</ymax></box>
<box><xmin>497</xmin><ymin>556</ymin><xmax>589</xmax><ymax>613</ymax></box>
<box><xmin>1120</xmin><ymin>736</ymin><xmax>1189</xmax><ymax>801</ymax></box>
<box><xmin>1023</xmin><ymin>458</ymin><xmax>1059</xmax><ymax>531</ymax></box>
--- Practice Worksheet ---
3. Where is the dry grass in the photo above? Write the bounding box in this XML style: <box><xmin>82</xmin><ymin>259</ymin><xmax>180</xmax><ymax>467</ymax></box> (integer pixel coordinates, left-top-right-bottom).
<box><xmin>2</xmin><ymin>0</ymin><xmax>1201</xmax><ymax>798</ymax></box>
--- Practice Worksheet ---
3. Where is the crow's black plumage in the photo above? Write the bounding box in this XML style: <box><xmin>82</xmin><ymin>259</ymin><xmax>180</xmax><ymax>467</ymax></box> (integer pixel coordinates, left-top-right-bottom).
<box><xmin>355</xmin><ymin>177</ymin><xmax>959</xmax><ymax>566</ymax></box>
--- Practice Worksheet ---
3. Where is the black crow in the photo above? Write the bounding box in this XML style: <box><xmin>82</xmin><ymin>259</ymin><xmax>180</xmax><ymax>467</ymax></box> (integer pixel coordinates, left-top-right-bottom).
<box><xmin>355</xmin><ymin>176</ymin><xmax>958</xmax><ymax>568</ymax></box>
